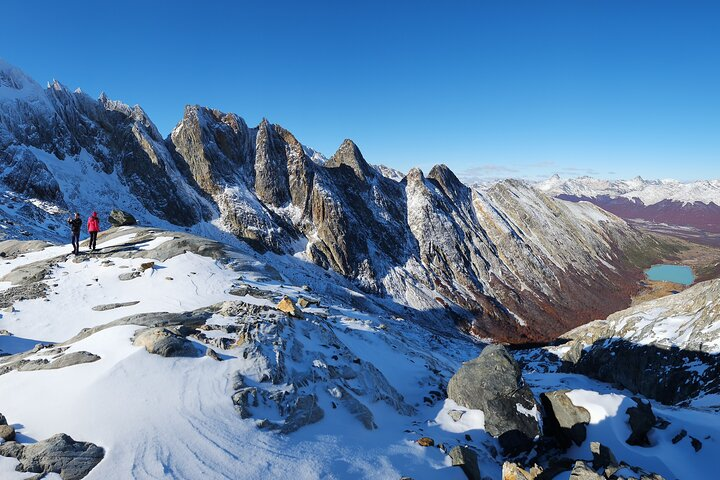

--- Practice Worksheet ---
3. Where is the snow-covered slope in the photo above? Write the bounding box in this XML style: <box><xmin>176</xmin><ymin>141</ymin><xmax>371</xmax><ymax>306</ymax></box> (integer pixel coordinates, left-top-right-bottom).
<box><xmin>0</xmin><ymin>229</ymin><xmax>715</xmax><ymax>479</ymax></box>
<box><xmin>561</xmin><ymin>278</ymin><xmax>720</xmax><ymax>354</ymax></box>
<box><xmin>555</xmin><ymin>278</ymin><xmax>720</xmax><ymax>405</ymax></box>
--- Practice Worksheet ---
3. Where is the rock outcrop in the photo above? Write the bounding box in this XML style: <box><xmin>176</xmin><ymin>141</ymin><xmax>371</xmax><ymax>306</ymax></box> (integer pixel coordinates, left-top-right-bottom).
<box><xmin>540</xmin><ymin>390</ymin><xmax>591</xmax><ymax>448</ymax></box>
<box><xmin>625</xmin><ymin>398</ymin><xmax>656</xmax><ymax>446</ymax></box>
<box><xmin>133</xmin><ymin>327</ymin><xmax>199</xmax><ymax>357</ymax></box>
<box><xmin>447</xmin><ymin>345</ymin><xmax>540</xmax><ymax>454</ymax></box>
<box><xmin>108</xmin><ymin>209</ymin><xmax>137</xmax><ymax>226</ymax></box>
<box><xmin>559</xmin><ymin>279</ymin><xmax>720</xmax><ymax>404</ymax></box>
<box><xmin>0</xmin><ymin>433</ymin><xmax>104</xmax><ymax>480</ymax></box>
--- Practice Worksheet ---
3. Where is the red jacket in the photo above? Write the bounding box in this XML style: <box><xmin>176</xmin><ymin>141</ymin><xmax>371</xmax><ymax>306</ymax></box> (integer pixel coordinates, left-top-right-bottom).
<box><xmin>87</xmin><ymin>213</ymin><xmax>100</xmax><ymax>233</ymax></box>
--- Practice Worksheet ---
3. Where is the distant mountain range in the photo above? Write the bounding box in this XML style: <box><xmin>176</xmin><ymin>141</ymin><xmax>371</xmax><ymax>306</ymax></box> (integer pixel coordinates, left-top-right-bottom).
<box><xmin>536</xmin><ymin>175</ymin><xmax>720</xmax><ymax>234</ymax></box>
<box><xmin>0</xmin><ymin>59</ymin><xmax>671</xmax><ymax>342</ymax></box>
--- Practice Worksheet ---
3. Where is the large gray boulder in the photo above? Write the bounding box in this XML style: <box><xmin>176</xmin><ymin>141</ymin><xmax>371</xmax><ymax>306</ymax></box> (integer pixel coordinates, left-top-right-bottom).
<box><xmin>447</xmin><ymin>344</ymin><xmax>540</xmax><ymax>454</ymax></box>
<box><xmin>0</xmin><ymin>433</ymin><xmax>104</xmax><ymax>480</ymax></box>
<box><xmin>540</xmin><ymin>390</ymin><xmax>591</xmax><ymax>448</ymax></box>
<box><xmin>133</xmin><ymin>327</ymin><xmax>198</xmax><ymax>357</ymax></box>
<box><xmin>108</xmin><ymin>209</ymin><xmax>137</xmax><ymax>227</ymax></box>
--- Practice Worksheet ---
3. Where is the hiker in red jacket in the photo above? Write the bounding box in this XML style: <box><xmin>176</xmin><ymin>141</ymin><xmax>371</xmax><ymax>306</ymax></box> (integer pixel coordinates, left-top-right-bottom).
<box><xmin>87</xmin><ymin>211</ymin><xmax>100</xmax><ymax>251</ymax></box>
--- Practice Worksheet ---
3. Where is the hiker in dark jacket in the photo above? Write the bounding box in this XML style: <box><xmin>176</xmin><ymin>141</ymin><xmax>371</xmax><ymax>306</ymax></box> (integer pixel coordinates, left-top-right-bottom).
<box><xmin>67</xmin><ymin>212</ymin><xmax>82</xmax><ymax>255</ymax></box>
<box><xmin>87</xmin><ymin>211</ymin><xmax>100</xmax><ymax>251</ymax></box>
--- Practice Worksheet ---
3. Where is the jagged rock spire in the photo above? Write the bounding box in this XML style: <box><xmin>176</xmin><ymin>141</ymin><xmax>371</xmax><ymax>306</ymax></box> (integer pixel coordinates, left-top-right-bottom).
<box><xmin>326</xmin><ymin>139</ymin><xmax>374</xmax><ymax>181</ymax></box>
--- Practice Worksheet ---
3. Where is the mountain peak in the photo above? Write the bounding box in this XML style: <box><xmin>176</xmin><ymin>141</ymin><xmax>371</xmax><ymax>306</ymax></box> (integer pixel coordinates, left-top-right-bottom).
<box><xmin>427</xmin><ymin>164</ymin><xmax>467</xmax><ymax>199</ymax></box>
<box><xmin>326</xmin><ymin>139</ymin><xmax>373</xmax><ymax>181</ymax></box>
<box><xmin>0</xmin><ymin>59</ymin><xmax>48</xmax><ymax>104</ymax></box>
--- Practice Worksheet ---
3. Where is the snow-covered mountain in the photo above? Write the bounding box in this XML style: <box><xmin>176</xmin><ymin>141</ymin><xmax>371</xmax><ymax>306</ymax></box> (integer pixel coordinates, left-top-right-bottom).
<box><xmin>538</xmin><ymin>175</ymin><xmax>720</xmax><ymax>206</ymax></box>
<box><xmin>0</xmin><ymin>60</ymin><xmax>668</xmax><ymax>342</ymax></box>
<box><xmin>537</xmin><ymin>175</ymin><xmax>720</xmax><ymax>234</ymax></box>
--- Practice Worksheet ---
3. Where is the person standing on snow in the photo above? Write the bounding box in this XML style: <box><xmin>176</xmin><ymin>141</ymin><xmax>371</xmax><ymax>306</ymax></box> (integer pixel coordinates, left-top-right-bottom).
<box><xmin>87</xmin><ymin>211</ymin><xmax>100</xmax><ymax>251</ymax></box>
<box><xmin>67</xmin><ymin>212</ymin><xmax>82</xmax><ymax>255</ymax></box>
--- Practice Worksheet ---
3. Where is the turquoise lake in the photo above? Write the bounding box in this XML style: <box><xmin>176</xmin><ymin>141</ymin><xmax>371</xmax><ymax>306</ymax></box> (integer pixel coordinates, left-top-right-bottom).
<box><xmin>644</xmin><ymin>264</ymin><xmax>695</xmax><ymax>285</ymax></box>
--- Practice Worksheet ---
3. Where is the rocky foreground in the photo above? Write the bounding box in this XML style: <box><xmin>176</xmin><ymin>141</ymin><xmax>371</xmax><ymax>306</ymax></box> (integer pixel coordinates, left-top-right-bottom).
<box><xmin>0</xmin><ymin>227</ymin><xmax>717</xmax><ymax>479</ymax></box>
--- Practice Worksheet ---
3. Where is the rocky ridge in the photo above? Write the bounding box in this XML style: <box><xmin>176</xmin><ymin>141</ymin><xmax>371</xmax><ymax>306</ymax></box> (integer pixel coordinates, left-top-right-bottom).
<box><xmin>0</xmin><ymin>60</ymin><xmax>670</xmax><ymax>342</ymax></box>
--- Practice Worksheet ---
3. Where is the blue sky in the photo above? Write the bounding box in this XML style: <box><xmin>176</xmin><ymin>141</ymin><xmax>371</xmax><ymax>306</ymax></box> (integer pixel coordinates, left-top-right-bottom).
<box><xmin>2</xmin><ymin>0</ymin><xmax>718</xmax><ymax>181</ymax></box>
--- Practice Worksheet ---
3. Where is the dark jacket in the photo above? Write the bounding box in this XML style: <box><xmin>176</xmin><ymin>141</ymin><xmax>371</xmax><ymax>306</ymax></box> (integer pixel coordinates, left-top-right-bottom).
<box><xmin>68</xmin><ymin>217</ymin><xmax>82</xmax><ymax>233</ymax></box>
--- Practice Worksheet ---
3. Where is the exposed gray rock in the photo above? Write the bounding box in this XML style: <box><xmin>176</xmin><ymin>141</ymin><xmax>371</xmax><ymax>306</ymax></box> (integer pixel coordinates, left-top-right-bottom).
<box><xmin>332</xmin><ymin>385</ymin><xmax>376</xmax><ymax>430</ymax></box>
<box><xmin>118</xmin><ymin>271</ymin><xmax>140</xmax><ymax>281</ymax></box>
<box><xmin>0</xmin><ymin>412</ymin><xmax>6</xmax><ymax>425</ymax></box>
<box><xmin>2</xmin><ymin>351</ymin><xmax>99</xmax><ymax>376</ymax></box>
<box><xmin>133</xmin><ymin>327</ymin><xmax>198</xmax><ymax>357</ymax></box>
<box><xmin>0</xmin><ymin>433</ymin><xmax>104</xmax><ymax>479</ymax></box>
<box><xmin>232</xmin><ymin>387</ymin><xmax>258</xmax><ymax>419</ymax></box>
<box><xmin>590</xmin><ymin>442</ymin><xmax>617</xmax><ymax>470</ymax></box>
<box><xmin>0</xmin><ymin>281</ymin><xmax>48</xmax><ymax>309</ymax></box>
<box><xmin>205</xmin><ymin>347</ymin><xmax>221</xmax><ymax>361</ymax></box>
<box><xmin>626</xmin><ymin>398</ymin><xmax>656</xmax><ymax>446</ymax></box>
<box><xmin>0</xmin><ymin>424</ymin><xmax>15</xmax><ymax>441</ymax></box>
<box><xmin>0</xmin><ymin>257</ymin><xmax>55</xmax><ymax>285</ymax></box>
<box><xmin>298</xmin><ymin>297</ymin><xmax>320</xmax><ymax>308</ymax></box>
<box><xmin>91</xmin><ymin>301</ymin><xmax>140</xmax><ymax>311</ymax></box>
<box><xmin>540</xmin><ymin>390</ymin><xmax>590</xmax><ymax>448</ymax></box>
<box><xmin>448</xmin><ymin>446</ymin><xmax>481</xmax><ymax>480</ymax></box>
<box><xmin>447</xmin><ymin>345</ymin><xmax>540</xmax><ymax>454</ymax></box>
<box><xmin>278</xmin><ymin>394</ymin><xmax>324</xmax><ymax>434</ymax></box>
<box><xmin>108</xmin><ymin>209</ymin><xmax>136</xmax><ymax>227</ymax></box>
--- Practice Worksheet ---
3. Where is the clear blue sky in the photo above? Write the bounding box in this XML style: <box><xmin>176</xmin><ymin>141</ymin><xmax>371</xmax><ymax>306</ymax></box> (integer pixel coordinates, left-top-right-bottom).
<box><xmin>2</xmin><ymin>0</ymin><xmax>719</xmax><ymax>181</ymax></box>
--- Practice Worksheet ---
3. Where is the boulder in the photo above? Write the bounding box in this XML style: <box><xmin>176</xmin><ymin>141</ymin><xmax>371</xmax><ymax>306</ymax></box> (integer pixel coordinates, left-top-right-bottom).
<box><xmin>501</xmin><ymin>462</ymin><xmax>542</xmax><ymax>480</ymax></box>
<box><xmin>0</xmin><ymin>424</ymin><xmax>15</xmax><ymax>441</ymax></box>
<box><xmin>298</xmin><ymin>297</ymin><xmax>320</xmax><ymax>308</ymax></box>
<box><xmin>0</xmin><ymin>433</ymin><xmax>104</xmax><ymax>480</ymax></box>
<box><xmin>118</xmin><ymin>271</ymin><xmax>140</xmax><ymax>281</ymax></box>
<box><xmin>0</xmin><ymin>412</ymin><xmax>6</xmax><ymax>425</ymax></box>
<box><xmin>448</xmin><ymin>446</ymin><xmax>481</xmax><ymax>480</ymax></box>
<box><xmin>626</xmin><ymin>398</ymin><xmax>656</xmax><ymax>446</ymax></box>
<box><xmin>205</xmin><ymin>348</ymin><xmax>221</xmax><ymax>361</ymax></box>
<box><xmin>276</xmin><ymin>296</ymin><xmax>301</xmax><ymax>318</ymax></box>
<box><xmin>140</xmin><ymin>262</ymin><xmax>155</xmax><ymax>271</ymax></box>
<box><xmin>108</xmin><ymin>209</ymin><xmax>137</xmax><ymax>227</ymax></box>
<box><xmin>447</xmin><ymin>344</ymin><xmax>540</xmax><ymax>454</ymax></box>
<box><xmin>417</xmin><ymin>437</ymin><xmax>434</xmax><ymax>447</ymax></box>
<box><xmin>133</xmin><ymin>327</ymin><xmax>198</xmax><ymax>357</ymax></box>
<box><xmin>540</xmin><ymin>390</ymin><xmax>591</xmax><ymax>447</ymax></box>
<box><xmin>590</xmin><ymin>442</ymin><xmax>617</xmax><ymax>470</ymax></box>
